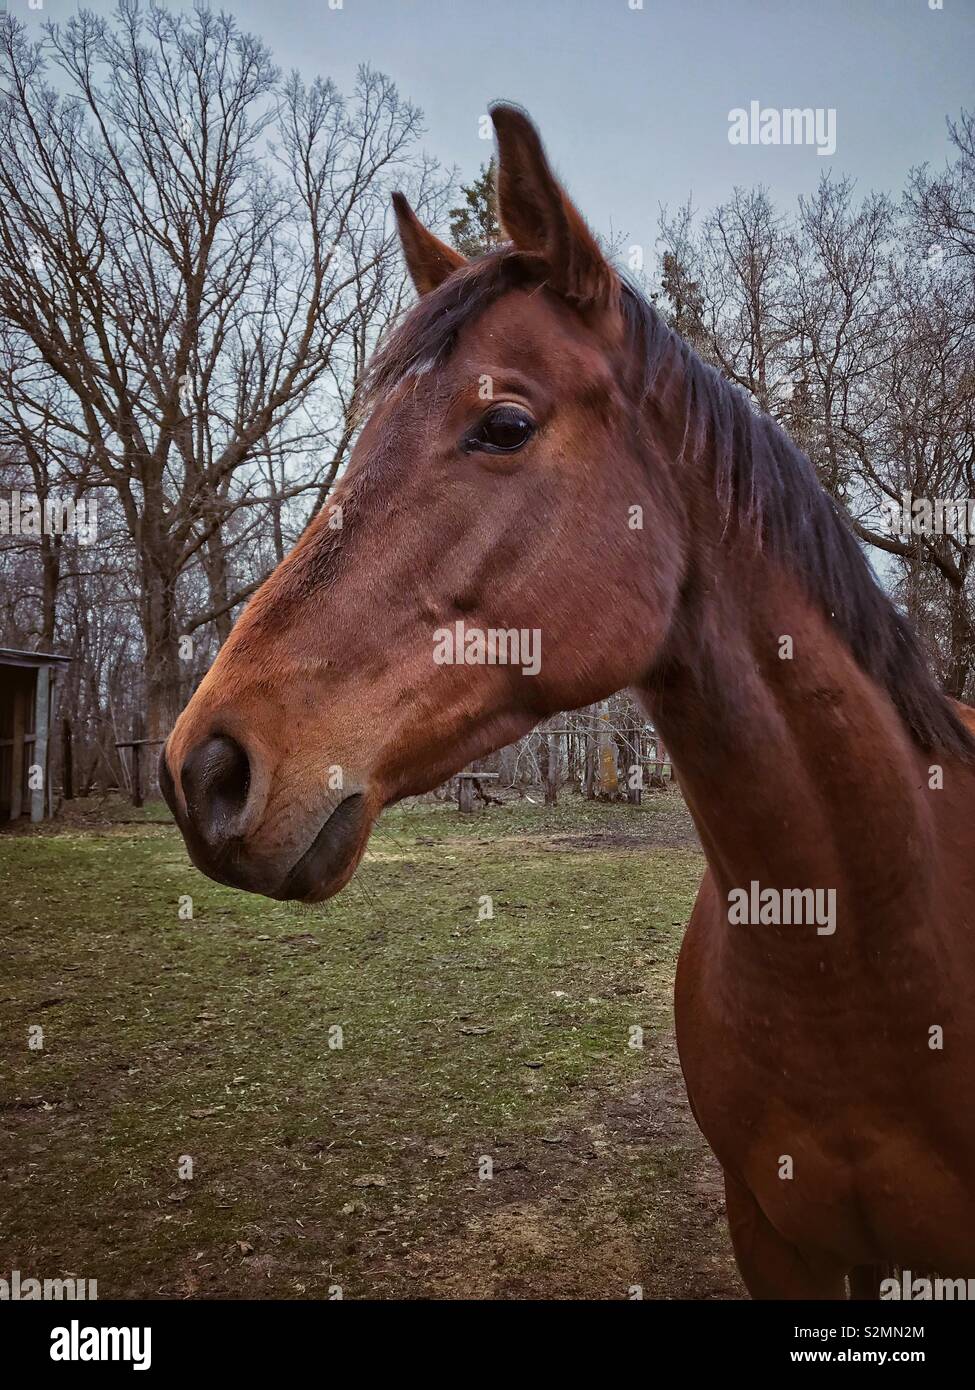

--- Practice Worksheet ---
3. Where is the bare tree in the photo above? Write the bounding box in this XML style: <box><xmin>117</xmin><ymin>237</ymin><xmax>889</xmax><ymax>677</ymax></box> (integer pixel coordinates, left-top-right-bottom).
<box><xmin>0</xmin><ymin>4</ymin><xmax>447</xmax><ymax>736</ymax></box>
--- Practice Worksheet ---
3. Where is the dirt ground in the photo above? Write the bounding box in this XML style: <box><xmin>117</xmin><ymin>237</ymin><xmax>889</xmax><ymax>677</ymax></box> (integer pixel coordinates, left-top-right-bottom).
<box><xmin>1</xmin><ymin>792</ymin><xmax>742</xmax><ymax>1300</ymax></box>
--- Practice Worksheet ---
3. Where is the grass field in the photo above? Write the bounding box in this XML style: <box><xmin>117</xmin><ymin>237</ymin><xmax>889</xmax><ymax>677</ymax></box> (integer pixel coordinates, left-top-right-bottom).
<box><xmin>1</xmin><ymin>792</ymin><xmax>742</xmax><ymax>1300</ymax></box>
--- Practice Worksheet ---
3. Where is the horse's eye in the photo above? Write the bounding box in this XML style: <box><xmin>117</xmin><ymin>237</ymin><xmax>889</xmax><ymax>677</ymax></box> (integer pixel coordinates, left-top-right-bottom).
<box><xmin>464</xmin><ymin>405</ymin><xmax>536</xmax><ymax>454</ymax></box>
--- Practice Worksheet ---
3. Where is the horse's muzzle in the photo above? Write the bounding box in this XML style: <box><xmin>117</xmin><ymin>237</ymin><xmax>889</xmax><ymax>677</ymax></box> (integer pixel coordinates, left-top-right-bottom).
<box><xmin>159</xmin><ymin>740</ymin><xmax>369</xmax><ymax>901</ymax></box>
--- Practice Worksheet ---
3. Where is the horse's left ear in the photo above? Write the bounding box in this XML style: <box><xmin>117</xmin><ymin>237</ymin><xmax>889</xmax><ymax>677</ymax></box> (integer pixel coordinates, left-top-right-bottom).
<box><xmin>392</xmin><ymin>192</ymin><xmax>468</xmax><ymax>295</ymax></box>
<box><xmin>490</xmin><ymin>103</ymin><xmax>619</xmax><ymax>314</ymax></box>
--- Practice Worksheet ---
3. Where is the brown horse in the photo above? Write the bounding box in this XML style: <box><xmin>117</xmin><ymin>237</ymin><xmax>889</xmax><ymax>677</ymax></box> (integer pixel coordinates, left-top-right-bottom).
<box><xmin>162</xmin><ymin>106</ymin><xmax>975</xmax><ymax>1299</ymax></box>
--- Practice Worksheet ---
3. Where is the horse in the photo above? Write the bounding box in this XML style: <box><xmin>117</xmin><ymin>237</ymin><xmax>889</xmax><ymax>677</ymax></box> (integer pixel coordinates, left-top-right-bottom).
<box><xmin>161</xmin><ymin>105</ymin><xmax>975</xmax><ymax>1299</ymax></box>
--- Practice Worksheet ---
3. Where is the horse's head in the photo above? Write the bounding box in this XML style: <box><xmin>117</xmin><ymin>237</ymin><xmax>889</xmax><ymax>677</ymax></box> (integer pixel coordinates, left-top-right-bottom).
<box><xmin>161</xmin><ymin>106</ymin><xmax>688</xmax><ymax>899</ymax></box>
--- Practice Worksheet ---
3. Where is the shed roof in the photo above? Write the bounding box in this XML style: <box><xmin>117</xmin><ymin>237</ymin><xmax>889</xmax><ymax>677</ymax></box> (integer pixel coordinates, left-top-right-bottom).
<box><xmin>0</xmin><ymin>647</ymin><xmax>71</xmax><ymax>669</ymax></box>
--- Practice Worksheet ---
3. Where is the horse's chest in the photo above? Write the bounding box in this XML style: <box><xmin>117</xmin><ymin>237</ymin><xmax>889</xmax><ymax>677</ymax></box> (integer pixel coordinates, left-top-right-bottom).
<box><xmin>674</xmin><ymin>899</ymin><xmax>975</xmax><ymax>1265</ymax></box>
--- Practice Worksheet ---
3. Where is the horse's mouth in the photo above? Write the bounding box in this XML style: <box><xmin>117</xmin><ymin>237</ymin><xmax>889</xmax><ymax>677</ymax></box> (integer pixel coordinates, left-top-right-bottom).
<box><xmin>271</xmin><ymin>792</ymin><xmax>369</xmax><ymax>902</ymax></box>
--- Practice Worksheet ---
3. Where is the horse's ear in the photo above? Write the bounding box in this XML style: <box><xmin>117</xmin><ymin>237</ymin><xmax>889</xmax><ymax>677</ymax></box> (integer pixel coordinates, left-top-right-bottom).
<box><xmin>392</xmin><ymin>193</ymin><xmax>467</xmax><ymax>295</ymax></box>
<box><xmin>490</xmin><ymin>104</ymin><xmax>618</xmax><ymax>312</ymax></box>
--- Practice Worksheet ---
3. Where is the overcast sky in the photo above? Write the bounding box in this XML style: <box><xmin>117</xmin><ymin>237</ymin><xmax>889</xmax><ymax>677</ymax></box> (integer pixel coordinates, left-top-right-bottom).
<box><xmin>107</xmin><ymin>0</ymin><xmax>975</xmax><ymax>244</ymax></box>
<box><xmin>14</xmin><ymin>0</ymin><xmax>973</xmax><ymax>242</ymax></box>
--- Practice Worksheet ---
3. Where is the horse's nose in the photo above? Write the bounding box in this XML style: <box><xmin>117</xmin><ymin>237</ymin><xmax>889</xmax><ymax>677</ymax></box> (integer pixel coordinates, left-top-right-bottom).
<box><xmin>178</xmin><ymin>734</ymin><xmax>252</xmax><ymax>848</ymax></box>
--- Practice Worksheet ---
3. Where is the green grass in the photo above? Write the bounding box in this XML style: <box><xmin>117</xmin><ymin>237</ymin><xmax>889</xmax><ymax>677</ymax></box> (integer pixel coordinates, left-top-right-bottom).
<box><xmin>0</xmin><ymin>795</ymin><xmax>740</xmax><ymax>1299</ymax></box>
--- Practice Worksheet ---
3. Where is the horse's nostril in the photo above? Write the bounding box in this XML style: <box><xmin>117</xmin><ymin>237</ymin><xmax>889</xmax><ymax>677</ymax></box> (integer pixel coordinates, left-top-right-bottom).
<box><xmin>180</xmin><ymin>734</ymin><xmax>251</xmax><ymax>842</ymax></box>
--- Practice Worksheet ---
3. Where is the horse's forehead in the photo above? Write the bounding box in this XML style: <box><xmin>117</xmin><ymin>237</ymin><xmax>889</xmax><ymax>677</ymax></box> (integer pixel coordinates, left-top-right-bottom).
<box><xmin>448</xmin><ymin>288</ymin><xmax>605</xmax><ymax>381</ymax></box>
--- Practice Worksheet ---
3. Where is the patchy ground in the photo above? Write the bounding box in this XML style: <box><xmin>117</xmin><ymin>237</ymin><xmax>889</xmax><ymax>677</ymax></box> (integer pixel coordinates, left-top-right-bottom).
<box><xmin>1</xmin><ymin>793</ymin><xmax>742</xmax><ymax>1300</ymax></box>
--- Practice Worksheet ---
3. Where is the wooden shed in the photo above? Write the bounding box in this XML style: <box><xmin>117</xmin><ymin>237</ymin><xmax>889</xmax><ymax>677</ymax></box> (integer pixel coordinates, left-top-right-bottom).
<box><xmin>0</xmin><ymin>647</ymin><xmax>71</xmax><ymax>823</ymax></box>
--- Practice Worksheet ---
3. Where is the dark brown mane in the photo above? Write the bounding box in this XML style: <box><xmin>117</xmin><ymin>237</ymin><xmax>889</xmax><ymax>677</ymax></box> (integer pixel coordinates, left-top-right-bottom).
<box><xmin>361</xmin><ymin>248</ymin><xmax>974</xmax><ymax>759</ymax></box>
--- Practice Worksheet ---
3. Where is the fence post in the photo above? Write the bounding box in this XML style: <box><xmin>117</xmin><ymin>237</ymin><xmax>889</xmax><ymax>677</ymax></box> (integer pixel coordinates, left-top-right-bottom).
<box><xmin>131</xmin><ymin>714</ymin><xmax>145</xmax><ymax>808</ymax></box>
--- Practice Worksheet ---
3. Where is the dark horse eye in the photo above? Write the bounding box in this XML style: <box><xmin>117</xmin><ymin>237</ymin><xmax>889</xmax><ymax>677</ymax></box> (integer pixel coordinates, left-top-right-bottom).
<box><xmin>464</xmin><ymin>404</ymin><xmax>536</xmax><ymax>454</ymax></box>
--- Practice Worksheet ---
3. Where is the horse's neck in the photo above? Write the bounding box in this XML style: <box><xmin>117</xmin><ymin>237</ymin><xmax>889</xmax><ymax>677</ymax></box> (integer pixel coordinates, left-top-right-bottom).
<box><xmin>638</xmin><ymin>547</ymin><xmax>935</xmax><ymax>945</ymax></box>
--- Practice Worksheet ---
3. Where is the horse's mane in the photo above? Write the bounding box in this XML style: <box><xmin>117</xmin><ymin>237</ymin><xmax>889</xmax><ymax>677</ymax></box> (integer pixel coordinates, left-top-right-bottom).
<box><xmin>361</xmin><ymin>247</ymin><xmax>974</xmax><ymax>759</ymax></box>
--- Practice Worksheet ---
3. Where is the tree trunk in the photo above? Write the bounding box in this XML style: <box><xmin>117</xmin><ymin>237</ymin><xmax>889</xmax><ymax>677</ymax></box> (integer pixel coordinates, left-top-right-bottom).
<box><xmin>204</xmin><ymin>524</ymin><xmax>234</xmax><ymax>646</ymax></box>
<box><xmin>583</xmin><ymin>716</ymin><xmax>597</xmax><ymax>799</ymax></box>
<box><xmin>546</xmin><ymin>731</ymin><xmax>559</xmax><ymax>804</ymax></box>
<box><xmin>627</xmin><ymin>732</ymin><xmax>642</xmax><ymax>804</ymax></box>
<box><xmin>595</xmin><ymin>700</ymin><xmax>619</xmax><ymax>798</ymax></box>
<box><xmin>130</xmin><ymin>713</ymin><xmax>146</xmax><ymax>808</ymax></box>
<box><xmin>39</xmin><ymin>531</ymin><xmax>61</xmax><ymax>648</ymax></box>
<box><xmin>142</xmin><ymin>563</ymin><xmax>182</xmax><ymax>743</ymax></box>
<box><xmin>944</xmin><ymin>567</ymin><xmax>973</xmax><ymax>700</ymax></box>
<box><xmin>62</xmin><ymin>718</ymin><xmax>73</xmax><ymax>800</ymax></box>
<box><xmin>539</xmin><ymin>723</ymin><xmax>559</xmax><ymax>805</ymax></box>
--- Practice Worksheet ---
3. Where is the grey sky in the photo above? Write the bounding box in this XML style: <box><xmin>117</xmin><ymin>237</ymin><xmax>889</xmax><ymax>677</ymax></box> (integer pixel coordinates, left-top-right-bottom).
<box><xmin>197</xmin><ymin>0</ymin><xmax>968</xmax><ymax>242</ymax></box>
<box><xmin>15</xmin><ymin>0</ymin><xmax>971</xmax><ymax>242</ymax></box>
